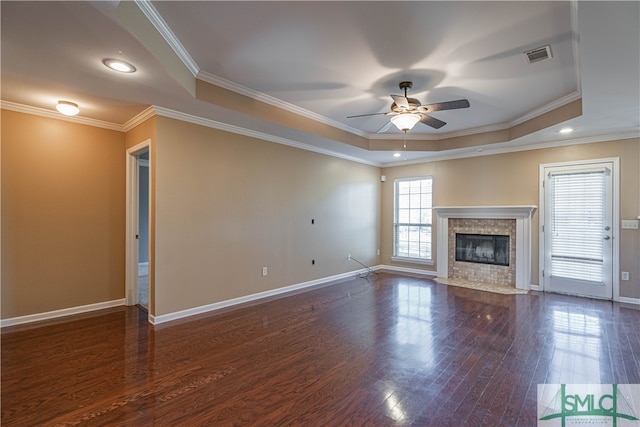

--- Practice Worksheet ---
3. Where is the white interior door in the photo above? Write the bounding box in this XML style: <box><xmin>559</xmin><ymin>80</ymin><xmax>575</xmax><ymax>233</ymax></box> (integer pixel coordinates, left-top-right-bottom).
<box><xmin>543</xmin><ymin>161</ymin><xmax>614</xmax><ymax>299</ymax></box>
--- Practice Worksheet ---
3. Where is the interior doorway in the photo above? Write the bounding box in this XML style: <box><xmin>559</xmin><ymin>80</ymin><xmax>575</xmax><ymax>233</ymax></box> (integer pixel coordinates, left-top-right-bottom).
<box><xmin>126</xmin><ymin>140</ymin><xmax>151</xmax><ymax>317</ymax></box>
<box><xmin>137</xmin><ymin>151</ymin><xmax>149</xmax><ymax>310</ymax></box>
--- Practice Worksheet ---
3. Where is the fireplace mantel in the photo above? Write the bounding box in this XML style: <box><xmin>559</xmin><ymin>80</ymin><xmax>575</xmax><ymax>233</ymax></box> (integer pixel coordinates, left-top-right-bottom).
<box><xmin>434</xmin><ymin>206</ymin><xmax>537</xmax><ymax>289</ymax></box>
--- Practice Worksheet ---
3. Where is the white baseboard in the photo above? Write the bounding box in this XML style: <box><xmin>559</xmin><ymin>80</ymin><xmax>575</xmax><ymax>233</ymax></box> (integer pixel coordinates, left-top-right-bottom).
<box><xmin>378</xmin><ymin>264</ymin><xmax>436</xmax><ymax>277</ymax></box>
<box><xmin>7</xmin><ymin>272</ymin><xmax>635</xmax><ymax>329</ymax></box>
<box><xmin>1</xmin><ymin>299</ymin><xmax>125</xmax><ymax>328</ymax></box>
<box><xmin>151</xmin><ymin>269</ymin><xmax>369</xmax><ymax>325</ymax></box>
<box><xmin>618</xmin><ymin>296</ymin><xmax>640</xmax><ymax>305</ymax></box>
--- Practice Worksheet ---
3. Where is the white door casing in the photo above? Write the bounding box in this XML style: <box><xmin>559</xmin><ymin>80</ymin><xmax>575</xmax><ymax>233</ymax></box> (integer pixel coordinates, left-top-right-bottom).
<box><xmin>539</xmin><ymin>158</ymin><xmax>619</xmax><ymax>300</ymax></box>
<box><xmin>126</xmin><ymin>140</ymin><xmax>152</xmax><ymax>312</ymax></box>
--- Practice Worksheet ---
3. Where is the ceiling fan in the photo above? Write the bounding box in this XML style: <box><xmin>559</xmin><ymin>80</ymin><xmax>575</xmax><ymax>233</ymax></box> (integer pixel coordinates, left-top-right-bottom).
<box><xmin>347</xmin><ymin>81</ymin><xmax>470</xmax><ymax>133</ymax></box>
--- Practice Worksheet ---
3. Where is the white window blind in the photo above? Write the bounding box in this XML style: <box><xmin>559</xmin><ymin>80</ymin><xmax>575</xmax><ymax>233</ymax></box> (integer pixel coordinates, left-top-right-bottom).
<box><xmin>394</xmin><ymin>178</ymin><xmax>433</xmax><ymax>261</ymax></box>
<box><xmin>549</xmin><ymin>169</ymin><xmax>606</xmax><ymax>283</ymax></box>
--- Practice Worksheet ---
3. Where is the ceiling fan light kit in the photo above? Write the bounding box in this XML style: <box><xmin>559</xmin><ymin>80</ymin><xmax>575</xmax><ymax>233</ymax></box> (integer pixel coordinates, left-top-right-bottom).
<box><xmin>391</xmin><ymin>113</ymin><xmax>421</xmax><ymax>131</ymax></box>
<box><xmin>347</xmin><ymin>81</ymin><xmax>470</xmax><ymax>134</ymax></box>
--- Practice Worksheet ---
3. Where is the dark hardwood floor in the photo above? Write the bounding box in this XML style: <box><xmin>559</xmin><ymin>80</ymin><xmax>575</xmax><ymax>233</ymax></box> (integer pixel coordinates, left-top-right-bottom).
<box><xmin>2</xmin><ymin>273</ymin><xmax>639</xmax><ymax>426</ymax></box>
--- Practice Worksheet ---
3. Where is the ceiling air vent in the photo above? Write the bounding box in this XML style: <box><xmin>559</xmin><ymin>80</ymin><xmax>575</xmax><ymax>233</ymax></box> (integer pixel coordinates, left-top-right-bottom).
<box><xmin>524</xmin><ymin>45</ymin><xmax>552</xmax><ymax>64</ymax></box>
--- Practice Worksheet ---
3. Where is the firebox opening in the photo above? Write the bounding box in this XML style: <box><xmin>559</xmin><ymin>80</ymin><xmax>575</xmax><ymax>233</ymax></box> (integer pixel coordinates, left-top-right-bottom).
<box><xmin>455</xmin><ymin>233</ymin><xmax>510</xmax><ymax>266</ymax></box>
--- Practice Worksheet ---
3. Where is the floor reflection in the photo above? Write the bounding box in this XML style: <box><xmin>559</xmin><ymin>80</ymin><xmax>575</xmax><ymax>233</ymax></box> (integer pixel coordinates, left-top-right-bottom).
<box><xmin>5</xmin><ymin>274</ymin><xmax>637</xmax><ymax>426</ymax></box>
<box><xmin>393</xmin><ymin>283</ymin><xmax>435</xmax><ymax>370</ymax></box>
<box><xmin>550</xmin><ymin>308</ymin><xmax>603</xmax><ymax>383</ymax></box>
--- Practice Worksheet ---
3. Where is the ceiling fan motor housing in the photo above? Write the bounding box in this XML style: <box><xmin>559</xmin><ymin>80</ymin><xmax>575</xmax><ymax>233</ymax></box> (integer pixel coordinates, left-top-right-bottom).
<box><xmin>391</xmin><ymin>98</ymin><xmax>421</xmax><ymax>113</ymax></box>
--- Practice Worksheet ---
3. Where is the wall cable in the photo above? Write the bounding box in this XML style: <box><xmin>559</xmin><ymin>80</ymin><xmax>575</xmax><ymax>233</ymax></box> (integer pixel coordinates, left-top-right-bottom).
<box><xmin>349</xmin><ymin>256</ymin><xmax>377</xmax><ymax>279</ymax></box>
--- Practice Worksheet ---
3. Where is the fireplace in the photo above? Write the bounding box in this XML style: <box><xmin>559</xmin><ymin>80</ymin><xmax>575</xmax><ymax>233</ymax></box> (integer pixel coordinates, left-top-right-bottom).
<box><xmin>455</xmin><ymin>233</ymin><xmax>510</xmax><ymax>266</ymax></box>
<box><xmin>433</xmin><ymin>206</ymin><xmax>536</xmax><ymax>290</ymax></box>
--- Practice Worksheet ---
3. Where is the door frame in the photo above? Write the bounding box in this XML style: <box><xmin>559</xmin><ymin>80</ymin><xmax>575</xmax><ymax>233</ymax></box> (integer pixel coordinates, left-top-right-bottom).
<box><xmin>538</xmin><ymin>157</ymin><xmax>620</xmax><ymax>301</ymax></box>
<box><xmin>126</xmin><ymin>140</ymin><xmax>152</xmax><ymax>311</ymax></box>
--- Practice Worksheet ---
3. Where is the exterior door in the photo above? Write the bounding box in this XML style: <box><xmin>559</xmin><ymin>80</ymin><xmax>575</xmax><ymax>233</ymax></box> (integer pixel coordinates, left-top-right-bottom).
<box><xmin>543</xmin><ymin>161</ymin><xmax>614</xmax><ymax>299</ymax></box>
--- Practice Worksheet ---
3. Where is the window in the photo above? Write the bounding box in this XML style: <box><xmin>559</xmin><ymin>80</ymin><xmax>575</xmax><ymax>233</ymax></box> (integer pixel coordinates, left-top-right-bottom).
<box><xmin>548</xmin><ymin>169</ymin><xmax>607</xmax><ymax>282</ymax></box>
<box><xmin>393</xmin><ymin>177</ymin><xmax>433</xmax><ymax>263</ymax></box>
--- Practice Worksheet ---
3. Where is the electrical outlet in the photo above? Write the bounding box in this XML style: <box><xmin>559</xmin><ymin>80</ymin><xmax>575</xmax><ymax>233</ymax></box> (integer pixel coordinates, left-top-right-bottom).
<box><xmin>377</xmin><ymin>249</ymin><xmax>380</xmax><ymax>256</ymax></box>
<box><xmin>262</xmin><ymin>267</ymin><xmax>268</xmax><ymax>276</ymax></box>
<box><xmin>621</xmin><ymin>271</ymin><xmax>629</xmax><ymax>281</ymax></box>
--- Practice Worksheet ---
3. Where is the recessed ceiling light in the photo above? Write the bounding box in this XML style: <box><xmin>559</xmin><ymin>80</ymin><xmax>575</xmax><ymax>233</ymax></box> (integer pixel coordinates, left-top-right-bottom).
<box><xmin>559</xmin><ymin>127</ymin><xmax>573</xmax><ymax>134</ymax></box>
<box><xmin>102</xmin><ymin>58</ymin><xmax>136</xmax><ymax>73</ymax></box>
<box><xmin>393</xmin><ymin>153</ymin><xmax>402</xmax><ymax>158</ymax></box>
<box><xmin>56</xmin><ymin>100</ymin><xmax>79</xmax><ymax>116</ymax></box>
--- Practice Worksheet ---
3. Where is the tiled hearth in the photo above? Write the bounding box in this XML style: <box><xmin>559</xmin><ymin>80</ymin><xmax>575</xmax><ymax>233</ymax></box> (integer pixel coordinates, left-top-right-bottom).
<box><xmin>434</xmin><ymin>206</ymin><xmax>537</xmax><ymax>290</ymax></box>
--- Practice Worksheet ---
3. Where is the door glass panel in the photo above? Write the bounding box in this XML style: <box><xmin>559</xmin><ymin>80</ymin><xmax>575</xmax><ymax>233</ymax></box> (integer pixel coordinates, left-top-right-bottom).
<box><xmin>549</xmin><ymin>170</ymin><xmax>605</xmax><ymax>283</ymax></box>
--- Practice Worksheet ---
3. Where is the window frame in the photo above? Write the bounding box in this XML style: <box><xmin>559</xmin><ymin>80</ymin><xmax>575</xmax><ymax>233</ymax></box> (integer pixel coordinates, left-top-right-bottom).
<box><xmin>392</xmin><ymin>176</ymin><xmax>434</xmax><ymax>265</ymax></box>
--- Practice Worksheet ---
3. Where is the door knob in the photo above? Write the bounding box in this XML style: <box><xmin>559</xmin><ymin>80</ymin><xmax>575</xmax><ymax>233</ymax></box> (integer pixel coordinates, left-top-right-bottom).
<box><xmin>604</xmin><ymin>235</ymin><xmax>611</xmax><ymax>240</ymax></box>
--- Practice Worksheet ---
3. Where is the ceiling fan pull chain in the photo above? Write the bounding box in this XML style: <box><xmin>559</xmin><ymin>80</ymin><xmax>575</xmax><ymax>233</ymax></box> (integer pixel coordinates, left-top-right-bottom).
<box><xmin>403</xmin><ymin>134</ymin><xmax>407</xmax><ymax>160</ymax></box>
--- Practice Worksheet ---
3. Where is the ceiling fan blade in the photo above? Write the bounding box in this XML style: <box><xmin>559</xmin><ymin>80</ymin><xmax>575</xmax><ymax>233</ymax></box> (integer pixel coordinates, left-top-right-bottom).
<box><xmin>376</xmin><ymin>121</ymin><xmax>394</xmax><ymax>134</ymax></box>
<box><xmin>420</xmin><ymin>114</ymin><xmax>447</xmax><ymax>129</ymax></box>
<box><xmin>422</xmin><ymin>99</ymin><xmax>470</xmax><ymax>112</ymax></box>
<box><xmin>346</xmin><ymin>112</ymin><xmax>388</xmax><ymax>118</ymax></box>
<box><xmin>391</xmin><ymin>94</ymin><xmax>410</xmax><ymax>109</ymax></box>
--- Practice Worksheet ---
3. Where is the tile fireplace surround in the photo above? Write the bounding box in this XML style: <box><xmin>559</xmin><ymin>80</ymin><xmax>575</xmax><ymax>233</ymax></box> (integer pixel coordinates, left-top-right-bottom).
<box><xmin>434</xmin><ymin>206</ymin><xmax>537</xmax><ymax>290</ymax></box>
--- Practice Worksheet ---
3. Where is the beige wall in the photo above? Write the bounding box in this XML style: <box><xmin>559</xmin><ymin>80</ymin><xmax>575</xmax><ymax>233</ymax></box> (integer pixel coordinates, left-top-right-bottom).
<box><xmin>2</xmin><ymin>107</ymin><xmax>637</xmax><ymax>321</ymax></box>
<box><xmin>1</xmin><ymin>110</ymin><xmax>126</xmax><ymax>318</ymax></box>
<box><xmin>153</xmin><ymin>117</ymin><xmax>381</xmax><ymax>316</ymax></box>
<box><xmin>381</xmin><ymin>138</ymin><xmax>640</xmax><ymax>299</ymax></box>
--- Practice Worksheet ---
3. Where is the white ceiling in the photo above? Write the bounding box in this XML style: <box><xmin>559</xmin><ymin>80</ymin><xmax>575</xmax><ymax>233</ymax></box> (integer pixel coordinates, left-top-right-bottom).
<box><xmin>1</xmin><ymin>1</ymin><xmax>638</xmax><ymax>166</ymax></box>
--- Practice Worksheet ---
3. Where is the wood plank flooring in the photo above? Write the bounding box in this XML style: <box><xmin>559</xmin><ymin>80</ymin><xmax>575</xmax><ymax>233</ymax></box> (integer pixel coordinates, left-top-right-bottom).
<box><xmin>2</xmin><ymin>273</ymin><xmax>639</xmax><ymax>426</ymax></box>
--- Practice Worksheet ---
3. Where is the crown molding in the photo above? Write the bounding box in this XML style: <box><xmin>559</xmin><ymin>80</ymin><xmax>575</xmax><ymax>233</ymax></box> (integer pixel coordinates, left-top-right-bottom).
<box><xmin>508</xmin><ymin>91</ymin><xmax>582</xmax><ymax>127</ymax></box>
<box><xmin>369</xmin><ymin>91</ymin><xmax>582</xmax><ymax>141</ymax></box>
<box><xmin>133</xmin><ymin>0</ymin><xmax>368</xmax><ymax>138</ymax></box>
<box><xmin>6</xmin><ymin>99</ymin><xmax>634</xmax><ymax>169</ymax></box>
<box><xmin>199</xmin><ymin>71</ymin><xmax>581</xmax><ymax>143</ymax></box>
<box><xmin>132</xmin><ymin>0</ymin><xmax>583</xmax><ymax>148</ymax></box>
<box><xmin>151</xmin><ymin>106</ymin><xmax>381</xmax><ymax>167</ymax></box>
<box><xmin>197</xmin><ymin>71</ymin><xmax>369</xmax><ymax>138</ymax></box>
<box><xmin>381</xmin><ymin>129</ymin><xmax>639</xmax><ymax>167</ymax></box>
<box><xmin>1</xmin><ymin>99</ymin><xmax>379</xmax><ymax>166</ymax></box>
<box><xmin>133</xmin><ymin>0</ymin><xmax>199</xmax><ymax>76</ymax></box>
<box><xmin>570</xmin><ymin>0</ymin><xmax>582</xmax><ymax>98</ymax></box>
<box><xmin>0</xmin><ymin>101</ymin><xmax>124</xmax><ymax>131</ymax></box>
<box><xmin>123</xmin><ymin>106</ymin><xmax>156</xmax><ymax>132</ymax></box>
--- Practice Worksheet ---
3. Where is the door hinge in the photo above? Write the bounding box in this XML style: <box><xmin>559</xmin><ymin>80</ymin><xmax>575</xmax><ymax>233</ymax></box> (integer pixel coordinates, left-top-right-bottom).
<box><xmin>542</xmin><ymin>270</ymin><xmax>545</xmax><ymax>278</ymax></box>
<box><xmin>136</xmin><ymin>234</ymin><xmax>139</xmax><ymax>240</ymax></box>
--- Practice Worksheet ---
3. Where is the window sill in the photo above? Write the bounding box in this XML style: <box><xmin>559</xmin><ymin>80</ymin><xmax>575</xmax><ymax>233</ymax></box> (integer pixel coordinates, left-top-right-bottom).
<box><xmin>391</xmin><ymin>256</ymin><xmax>434</xmax><ymax>266</ymax></box>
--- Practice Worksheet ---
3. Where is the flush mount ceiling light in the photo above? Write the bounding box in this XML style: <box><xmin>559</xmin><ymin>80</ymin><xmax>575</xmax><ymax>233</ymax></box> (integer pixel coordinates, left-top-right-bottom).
<box><xmin>102</xmin><ymin>58</ymin><xmax>136</xmax><ymax>73</ymax></box>
<box><xmin>390</xmin><ymin>113</ymin><xmax>421</xmax><ymax>132</ymax></box>
<box><xmin>56</xmin><ymin>100</ymin><xmax>79</xmax><ymax>116</ymax></box>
